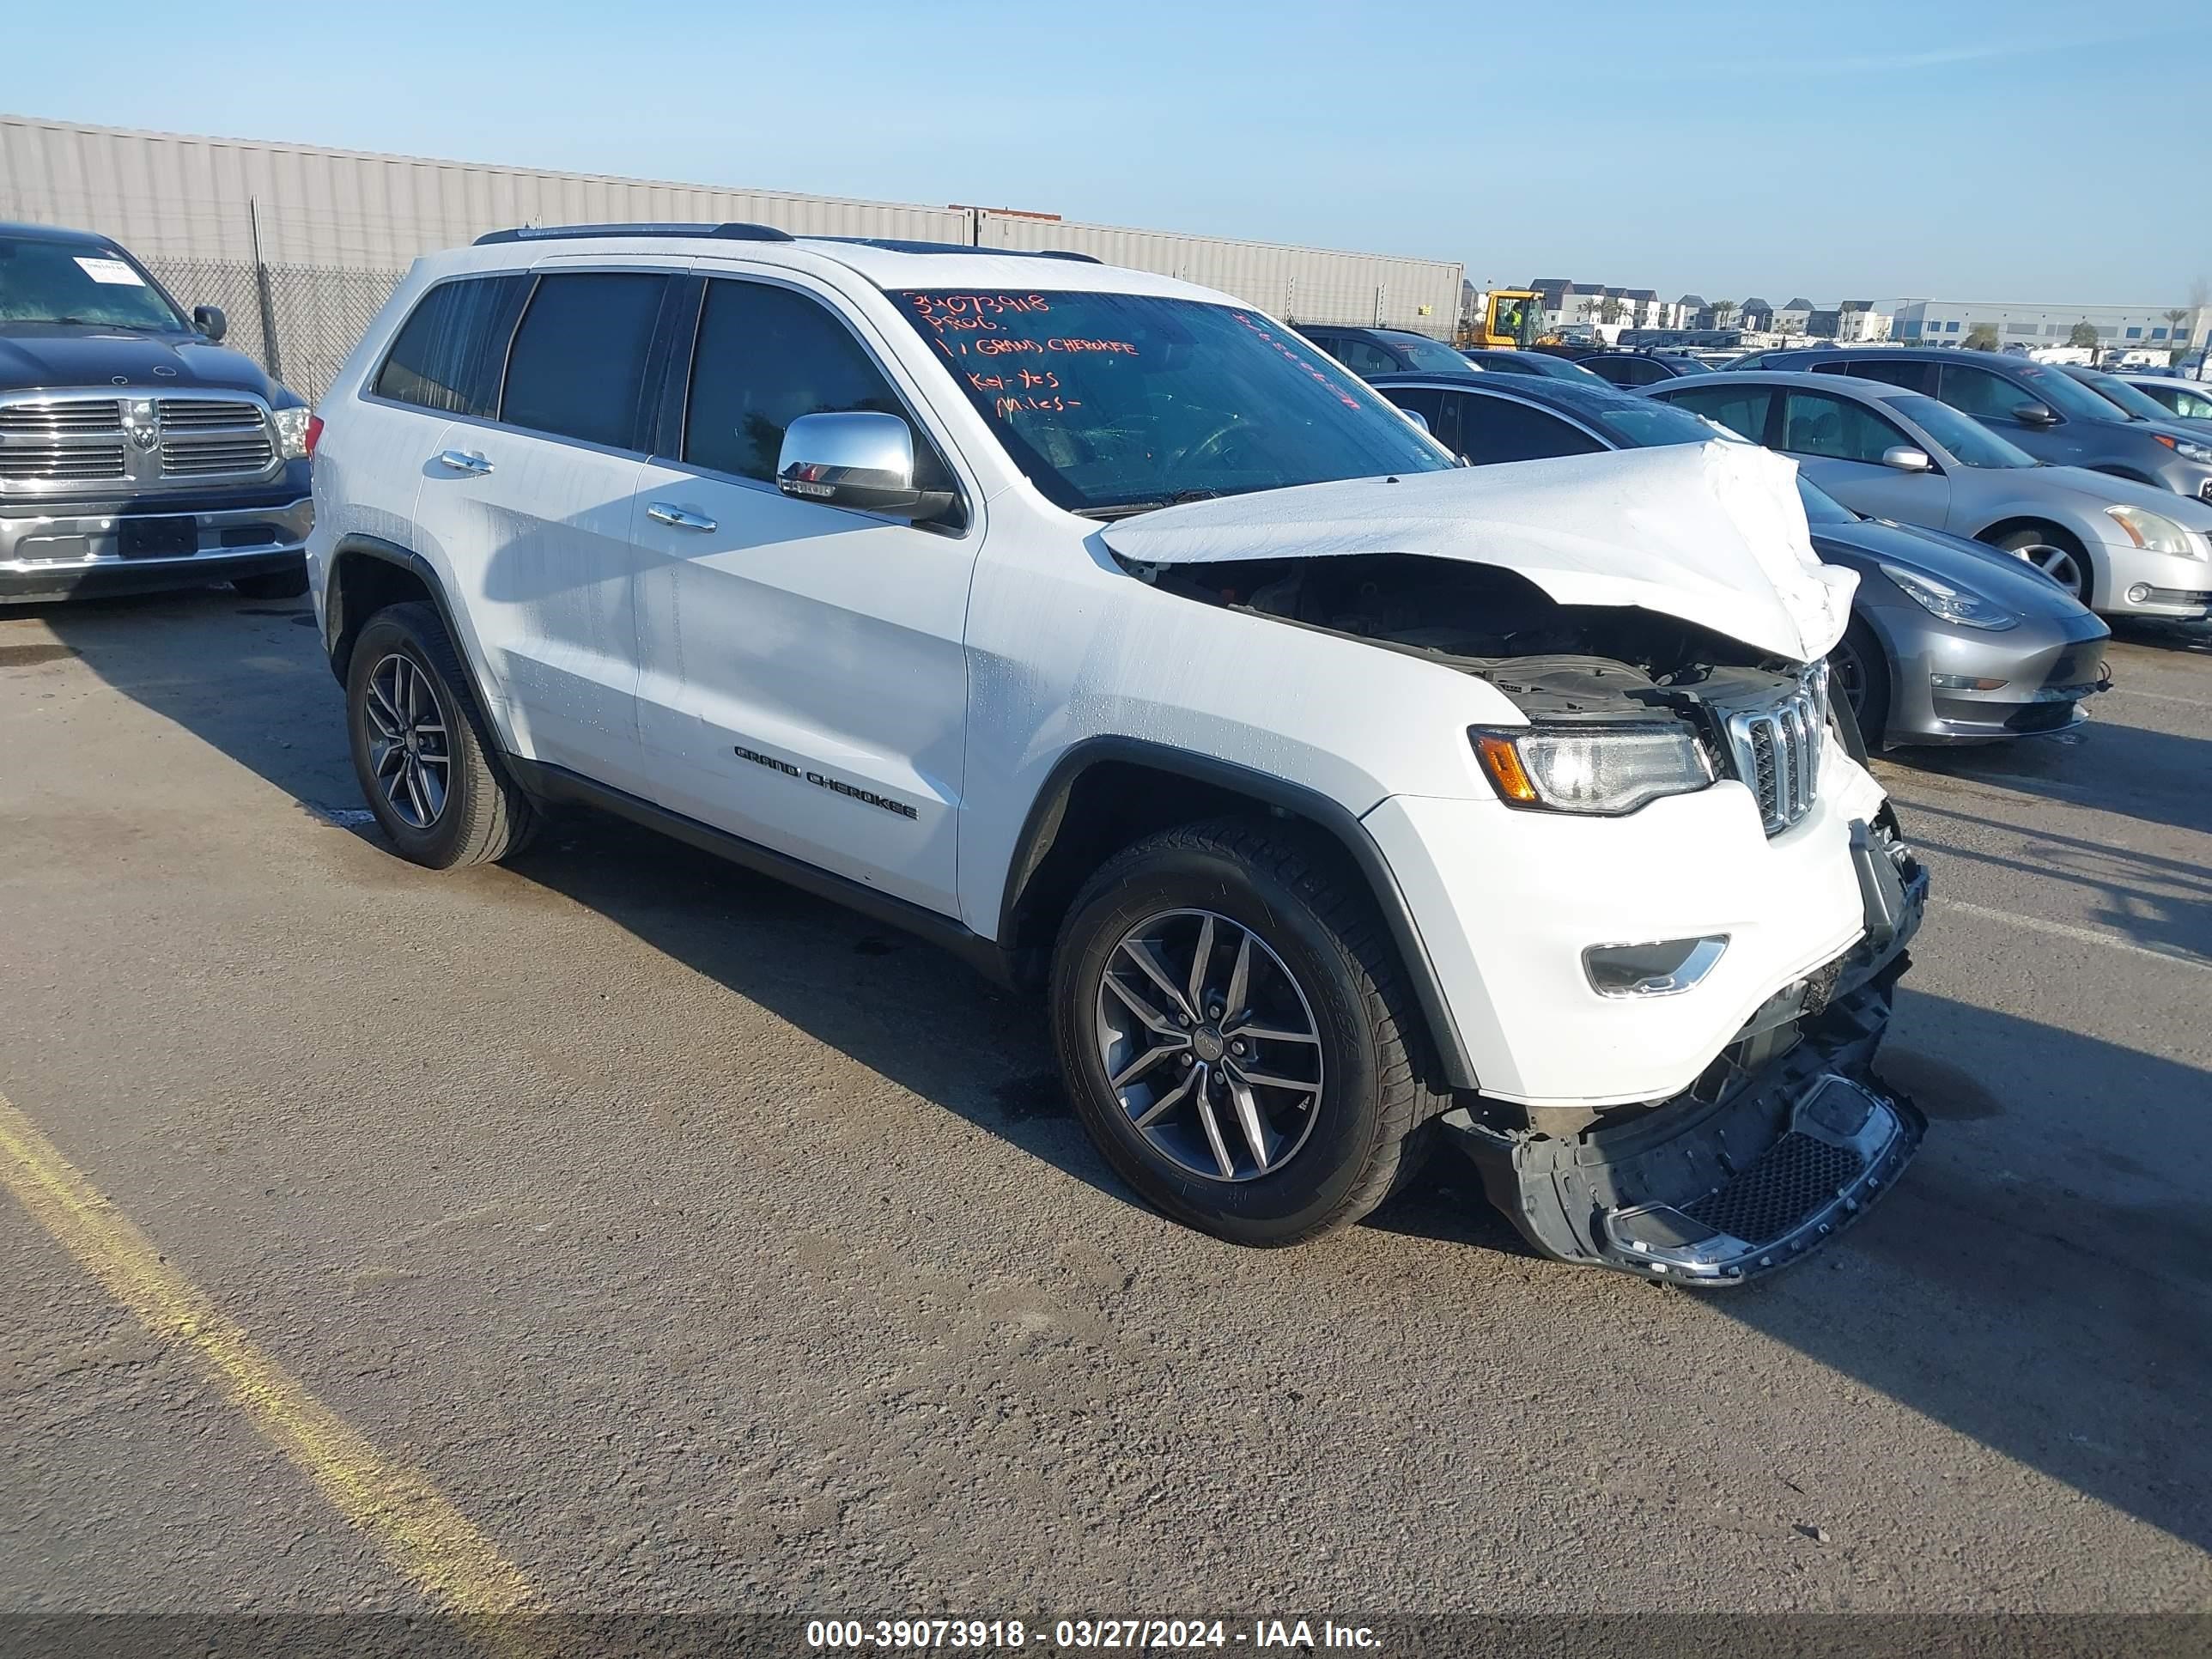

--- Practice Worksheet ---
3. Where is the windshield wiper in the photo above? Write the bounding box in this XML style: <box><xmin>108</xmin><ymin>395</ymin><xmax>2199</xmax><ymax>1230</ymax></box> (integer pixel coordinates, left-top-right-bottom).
<box><xmin>1073</xmin><ymin>489</ymin><xmax>1225</xmax><ymax>521</ymax></box>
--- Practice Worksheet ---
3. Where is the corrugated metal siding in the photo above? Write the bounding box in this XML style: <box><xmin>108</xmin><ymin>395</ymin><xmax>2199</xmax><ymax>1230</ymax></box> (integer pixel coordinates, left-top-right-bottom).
<box><xmin>976</xmin><ymin>213</ymin><xmax>1462</xmax><ymax>339</ymax></box>
<box><xmin>0</xmin><ymin>115</ymin><xmax>973</xmax><ymax>264</ymax></box>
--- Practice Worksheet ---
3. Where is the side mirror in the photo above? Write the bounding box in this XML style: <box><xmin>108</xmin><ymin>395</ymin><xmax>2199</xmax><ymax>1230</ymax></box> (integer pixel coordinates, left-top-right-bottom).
<box><xmin>192</xmin><ymin>304</ymin><xmax>227</xmax><ymax>343</ymax></box>
<box><xmin>776</xmin><ymin>411</ymin><xmax>953</xmax><ymax>519</ymax></box>
<box><xmin>1397</xmin><ymin>406</ymin><xmax>1431</xmax><ymax>434</ymax></box>
<box><xmin>1881</xmin><ymin>446</ymin><xmax>1934</xmax><ymax>473</ymax></box>
<box><xmin>2011</xmin><ymin>401</ymin><xmax>2058</xmax><ymax>428</ymax></box>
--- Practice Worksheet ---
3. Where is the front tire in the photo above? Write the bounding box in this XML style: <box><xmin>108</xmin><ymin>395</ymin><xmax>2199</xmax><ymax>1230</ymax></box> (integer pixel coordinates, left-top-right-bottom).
<box><xmin>1828</xmin><ymin>618</ymin><xmax>1891</xmax><ymax>750</ymax></box>
<box><xmin>345</xmin><ymin>601</ymin><xmax>537</xmax><ymax>868</ymax></box>
<box><xmin>1049</xmin><ymin>820</ymin><xmax>1443</xmax><ymax>1247</ymax></box>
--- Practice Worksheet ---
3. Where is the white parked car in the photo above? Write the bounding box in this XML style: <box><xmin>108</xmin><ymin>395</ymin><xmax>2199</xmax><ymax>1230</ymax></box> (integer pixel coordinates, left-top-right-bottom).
<box><xmin>307</xmin><ymin>225</ymin><xmax>1929</xmax><ymax>1284</ymax></box>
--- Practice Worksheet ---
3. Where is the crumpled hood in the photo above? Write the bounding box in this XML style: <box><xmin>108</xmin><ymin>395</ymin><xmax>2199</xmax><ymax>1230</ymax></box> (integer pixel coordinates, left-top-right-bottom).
<box><xmin>1103</xmin><ymin>441</ymin><xmax>1859</xmax><ymax>662</ymax></box>
<box><xmin>0</xmin><ymin>325</ymin><xmax>279</xmax><ymax>399</ymax></box>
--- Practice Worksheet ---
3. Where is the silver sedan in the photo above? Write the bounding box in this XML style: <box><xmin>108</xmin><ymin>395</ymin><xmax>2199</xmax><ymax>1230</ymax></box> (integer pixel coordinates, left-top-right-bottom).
<box><xmin>1649</xmin><ymin>371</ymin><xmax>2212</xmax><ymax>622</ymax></box>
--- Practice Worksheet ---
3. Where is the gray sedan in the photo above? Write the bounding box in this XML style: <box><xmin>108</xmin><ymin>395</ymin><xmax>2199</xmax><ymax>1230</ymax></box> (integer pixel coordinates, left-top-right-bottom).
<box><xmin>1365</xmin><ymin>372</ymin><xmax>2111</xmax><ymax>747</ymax></box>
<box><xmin>1650</xmin><ymin>372</ymin><xmax>2212</xmax><ymax>622</ymax></box>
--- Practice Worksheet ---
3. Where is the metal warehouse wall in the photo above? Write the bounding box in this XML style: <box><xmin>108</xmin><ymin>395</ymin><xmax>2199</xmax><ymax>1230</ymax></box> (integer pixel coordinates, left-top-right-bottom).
<box><xmin>0</xmin><ymin>115</ymin><xmax>972</xmax><ymax>264</ymax></box>
<box><xmin>977</xmin><ymin>211</ymin><xmax>1462</xmax><ymax>338</ymax></box>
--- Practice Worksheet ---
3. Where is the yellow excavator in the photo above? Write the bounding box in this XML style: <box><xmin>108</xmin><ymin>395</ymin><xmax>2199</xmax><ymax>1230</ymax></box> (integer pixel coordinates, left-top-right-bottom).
<box><xmin>1468</xmin><ymin>289</ymin><xmax>1546</xmax><ymax>349</ymax></box>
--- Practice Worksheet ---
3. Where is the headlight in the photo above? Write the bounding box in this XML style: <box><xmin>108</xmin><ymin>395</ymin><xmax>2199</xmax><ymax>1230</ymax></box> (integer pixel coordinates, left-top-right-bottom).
<box><xmin>2105</xmin><ymin>504</ymin><xmax>2207</xmax><ymax>560</ymax></box>
<box><xmin>270</xmin><ymin>405</ymin><xmax>313</xmax><ymax>461</ymax></box>
<box><xmin>1878</xmin><ymin>562</ymin><xmax>2020</xmax><ymax>629</ymax></box>
<box><xmin>1471</xmin><ymin>722</ymin><xmax>1714</xmax><ymax>815</ymax></box>
<box><xmin>2152</xmin><ymin>433</ymin><xmax>2212</xmax><ymax>465</ymax></box>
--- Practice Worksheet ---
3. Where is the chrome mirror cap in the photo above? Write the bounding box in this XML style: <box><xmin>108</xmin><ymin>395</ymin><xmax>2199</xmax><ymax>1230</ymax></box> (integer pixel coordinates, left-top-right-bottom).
<box><xmin>775</xmin><ymin>411</ymin><xmax>951</xmax><ymax>519</ymax></box>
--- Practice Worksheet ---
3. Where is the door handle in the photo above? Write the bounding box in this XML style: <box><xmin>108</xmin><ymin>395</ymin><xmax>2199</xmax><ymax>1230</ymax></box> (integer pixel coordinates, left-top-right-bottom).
<box><xmin>435</xmin><ymin>450</ymin><xmax>492</xmax><ymax>475</ymax></box>
<box><xmin>647</xmin><ymin>502</ymin><xmax>717</xmax><ymax>532</ymax></box>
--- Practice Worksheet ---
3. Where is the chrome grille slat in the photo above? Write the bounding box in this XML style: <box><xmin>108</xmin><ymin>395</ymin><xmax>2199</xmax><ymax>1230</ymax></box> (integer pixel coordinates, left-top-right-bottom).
<box><xmin>0</xmin><ymin>399</ymin><xmax>124</xmax><ymax>435</ymax></box>
<box><xmin>160</xmin><ymin>434</ymin><xmax>276</xmax><ymax>476</ymax></box>
<box><xmin>0</xmin><ymin>443</ymin><xmax>128</xmax><ymax>481</ymax></box>
<box><xmin>1723</xmin><ymin>668</ymin><xmax>1827</xmax><ymax>837</ymax></box>
<box><xmin>156</xmin><ymin>398</ymin><xmax>263</xmax><ymax>430</ymax></box>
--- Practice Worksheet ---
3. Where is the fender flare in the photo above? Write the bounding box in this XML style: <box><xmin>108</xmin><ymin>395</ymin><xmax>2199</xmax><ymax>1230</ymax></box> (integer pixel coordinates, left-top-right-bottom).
<box><xmin>999</xmin><ymin>736</ymin><xmax>1480</xmax><ymax>1091</ymax></box>
<box><xmin>322</xmin><ymin>534</ymin><xmax>474</xmax><ymax>681</ymax></box>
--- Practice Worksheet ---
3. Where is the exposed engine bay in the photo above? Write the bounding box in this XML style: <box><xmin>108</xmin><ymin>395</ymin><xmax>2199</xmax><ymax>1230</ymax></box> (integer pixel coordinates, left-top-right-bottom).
<box><xmin>1128</xmin><ymin>550</ymin><xmax>1815</xmax><ymax>726</ymax></box>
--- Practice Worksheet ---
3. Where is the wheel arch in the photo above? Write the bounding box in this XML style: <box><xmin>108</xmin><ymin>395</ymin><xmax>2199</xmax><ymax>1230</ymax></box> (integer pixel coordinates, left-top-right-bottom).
<box><xmin>999</xmin><ymin>737</ymin><xmax>1479</xmax><ymax>1091</ymax></box>
<box><xmin>324</xmin><ymin>536</ymin><xmax>468</xmax><ymax>684</ymax></box>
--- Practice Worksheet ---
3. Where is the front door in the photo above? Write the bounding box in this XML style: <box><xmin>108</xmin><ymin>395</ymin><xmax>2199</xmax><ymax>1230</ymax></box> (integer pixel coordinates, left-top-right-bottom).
<box><xmin>1777</xmin><ymin>388</ymin><xmax>1954</xmax><ymax>530</ymax></box>
<box><xmin>628</xmin><ymin>274</ymin><xmax>978</xmax><ymax>917</ymax></box>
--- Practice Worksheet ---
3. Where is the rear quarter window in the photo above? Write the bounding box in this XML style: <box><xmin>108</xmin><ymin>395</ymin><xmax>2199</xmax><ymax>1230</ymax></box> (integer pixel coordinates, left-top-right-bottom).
<box><xmin>373</xmin><ymin>276</ymin><xmax>530</xmax><ymax>417</ymax></box>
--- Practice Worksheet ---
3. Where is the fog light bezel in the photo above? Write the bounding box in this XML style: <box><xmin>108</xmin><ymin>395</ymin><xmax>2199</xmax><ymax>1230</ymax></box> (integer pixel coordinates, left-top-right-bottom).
<box><xmin>1582</xmin><ymin>935</ymin><xmax>1730</xmax><ymax>999</ymax></box>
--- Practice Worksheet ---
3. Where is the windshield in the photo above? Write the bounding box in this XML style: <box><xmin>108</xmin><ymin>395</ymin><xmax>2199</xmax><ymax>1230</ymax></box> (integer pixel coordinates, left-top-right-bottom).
<box><xmin>896</xmin><ymin>290</ymin><xmax>1452</xmax><ymax>514</ymax></box>
<box><xmin>2074</xmin><ymin>369</ymin><xmax>2175</xmax><ymax>422</ymax></box>
<box><xmin>1796</xmin><ymin>478</ymin><xmax>1859</xmax><ymax>525</ymax></box>
<box><xmin>1584</xmin><ymin>397</ymin><xmax>1748</xmax><ymax>449</ymax></box>
<box><xmin>2013</xmin><ymin>362</ymin><xmax>2130</xmax><ymax>422</ymax></box>
<box><xmin>1379</xmin><ymin>333</ymin><xmax>1475</xmax><ymax>374</ymax></box>
<box><xmin>1889</xmin><ymin>394</ymin><xmax>2039</xmax><ymax>468</ymax></box>
<box><xmin>0</xmin><ymin>235</ymin><xmax>186</xmax><ymax>331</ymax></box>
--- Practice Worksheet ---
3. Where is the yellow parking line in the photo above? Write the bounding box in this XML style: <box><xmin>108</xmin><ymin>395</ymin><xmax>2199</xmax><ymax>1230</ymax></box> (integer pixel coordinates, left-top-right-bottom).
<box><xmin>0</xmin><ymin>1086</ymin><xmax>541</xmax><ymax>1638</ymax></box>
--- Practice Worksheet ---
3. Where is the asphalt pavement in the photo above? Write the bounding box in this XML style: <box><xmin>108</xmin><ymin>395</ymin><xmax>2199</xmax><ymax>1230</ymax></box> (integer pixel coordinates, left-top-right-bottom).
<box><xmin>1</xmin><ymin>591</ymin><xmax>2207</xmax><ymax>1635</ymax></box>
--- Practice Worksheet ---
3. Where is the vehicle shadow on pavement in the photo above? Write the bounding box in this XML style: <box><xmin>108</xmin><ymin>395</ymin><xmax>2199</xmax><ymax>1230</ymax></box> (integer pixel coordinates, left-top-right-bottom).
<box><xmin>1720</xmin><ymin>985</ymin><xmax>2212</xmax><ymax>1559</ymax></box>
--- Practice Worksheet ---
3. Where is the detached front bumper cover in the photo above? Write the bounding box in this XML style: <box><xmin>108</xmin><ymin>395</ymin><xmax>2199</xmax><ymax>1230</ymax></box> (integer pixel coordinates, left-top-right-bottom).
<box><xmin>1445</xmin><ymin>821</ymin><xmax>1929</xmax><ymax>1284</ymax></box>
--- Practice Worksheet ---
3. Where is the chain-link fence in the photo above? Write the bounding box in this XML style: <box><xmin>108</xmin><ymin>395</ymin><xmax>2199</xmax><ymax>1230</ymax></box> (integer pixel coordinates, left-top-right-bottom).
<box><xmin>141</xmin><ymin>257</ymin><xmax>405</xmax><ymax>405</ymax></box>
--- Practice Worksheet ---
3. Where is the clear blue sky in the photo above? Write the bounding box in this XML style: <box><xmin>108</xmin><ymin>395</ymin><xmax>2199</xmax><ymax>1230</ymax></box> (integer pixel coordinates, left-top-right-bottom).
<box><xmin>9</xmin><ymin>0</ymin><xmax>2209</xmax><ymax>306</ymax></box>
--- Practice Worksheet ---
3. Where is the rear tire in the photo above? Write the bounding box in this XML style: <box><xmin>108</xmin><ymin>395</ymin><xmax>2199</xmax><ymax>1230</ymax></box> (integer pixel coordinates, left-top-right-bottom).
<box><xmin>346</xmin><ymin>601</ymin><xmax>537</xmax><ymax>869</ymax></box>
<box><xmin>1049</xmin><ymin>818</ymin><xmax>1445</xmax><ymax>1248</ymax></box>
<box><xmin>232</xmin><ymin>566</ymin><xmax>309</xmax><ymax>599</ymax></box>
<box><xmin>1988</xmin><ymin>526</ymin><xmax>2093</xmax><ymax>608</ymax></box>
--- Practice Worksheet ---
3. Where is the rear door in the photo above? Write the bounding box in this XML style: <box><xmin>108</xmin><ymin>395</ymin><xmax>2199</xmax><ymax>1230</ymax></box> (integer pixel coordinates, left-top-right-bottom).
<box><xmin>626</xmin><ymin>272</ymin><xmax>979</xmax><ymax>915</ymax></box>
<box><xmin>405</xmin><ymin>264</ymin><xmax>674</xmax><ymax>796</ymax></box>
<box><xmin>1776</xmin><ymin>388</ymin><xmax>1953</xmax><ymax>528</ymax></box>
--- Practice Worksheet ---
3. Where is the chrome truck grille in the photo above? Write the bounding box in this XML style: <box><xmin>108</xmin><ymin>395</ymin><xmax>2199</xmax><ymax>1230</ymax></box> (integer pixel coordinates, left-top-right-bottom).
<box><xmin>1723</xmin><ymin>665</ymin><xmax>1827</xmax><ymax>836</ymax></box>
<box><xmin>0</xmin><ymin>392</ymin><xmax>276</xmax><ymax>489</ymax></box>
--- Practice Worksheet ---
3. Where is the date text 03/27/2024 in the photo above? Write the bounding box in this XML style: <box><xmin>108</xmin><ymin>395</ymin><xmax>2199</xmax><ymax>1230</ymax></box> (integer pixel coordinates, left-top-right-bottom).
<box><xmin>805</xmin><ymin>1618</ymin><xmax>1381</xmax><ymax>1650</ymax></box>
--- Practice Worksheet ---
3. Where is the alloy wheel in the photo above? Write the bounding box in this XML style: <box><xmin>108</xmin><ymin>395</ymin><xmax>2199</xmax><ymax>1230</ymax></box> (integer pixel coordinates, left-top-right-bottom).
<box><xmin>2026</xmin><ymin>544</ymin><xmax>2086</xmax><ymax>600</ymax></box>
<box><xmin>1094</xmin><ymin>908</ymin><xmax>1324</xmax><ymax>1183</ymax></box>
<box><xmin>363</xmin><ymin>652</ymin><xmax>451</xmax><ymax>830</ymax></box>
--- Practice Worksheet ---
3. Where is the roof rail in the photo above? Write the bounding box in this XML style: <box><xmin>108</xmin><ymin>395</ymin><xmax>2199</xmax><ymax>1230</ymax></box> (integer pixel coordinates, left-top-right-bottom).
<box><xmin>814</xmin><ymin>236</ymin><xmax>1102</xmax><ymax>264</ymax></box>
<box><xmin>471</xmin><ymin>222</ymin><xmax>795</xmax><ymax>246</ymax></box>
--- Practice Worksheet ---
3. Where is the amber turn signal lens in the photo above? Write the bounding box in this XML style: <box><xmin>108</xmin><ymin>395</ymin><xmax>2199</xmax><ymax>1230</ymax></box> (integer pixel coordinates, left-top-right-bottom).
<box><xmin>1472</xmin><ymin>734</ymin><xmax>1540</xmax><ymax>805</ymax></box>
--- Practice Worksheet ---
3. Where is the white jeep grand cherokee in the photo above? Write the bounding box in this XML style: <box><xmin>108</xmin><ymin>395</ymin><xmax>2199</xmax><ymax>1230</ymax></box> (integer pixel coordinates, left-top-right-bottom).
<box><xmin>307</xmin><ymin>223</ymin><xmax>1929</xmax><ymax>1283</ymax></box>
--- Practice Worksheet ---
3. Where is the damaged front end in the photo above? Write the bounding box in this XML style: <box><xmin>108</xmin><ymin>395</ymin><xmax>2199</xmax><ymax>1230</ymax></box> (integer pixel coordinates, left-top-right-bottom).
<box><xmin>1443</xmin><ymin>814</ymin><xmax>1928</xmax><ymax>1284</ymax></box>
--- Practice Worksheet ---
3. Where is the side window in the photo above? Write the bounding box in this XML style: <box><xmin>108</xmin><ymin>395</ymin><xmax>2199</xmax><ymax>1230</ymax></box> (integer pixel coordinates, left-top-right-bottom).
<box><xmin>1782</xmin><ymin>392</ymin><xmax>1912</xmax><ymax>463</ymax></box>
<box><xmin>683</xmin><ymin>278</ymin><xmax>933</xmax><ymax>487</ymax></box>
<box><xmin>2166</xmin><ymin>384</ymin><xmax>2212</xmax><ymax>420</ymax></box>
<box><xmin>1454</xmin><ymin>396</ymin><xmax>1606</xmax><ymax>465</ymax></box>
<box><xmin>499</xmin><ymin>272</ymin><xmax>667</xmax><ymax>449</ymax></box>
<box><xmin>1322</xmin><ymin>336</ymin><xmax>1399</xmax><ymax>376</ymax></box>
<box><xmin>1939</xmin><ymin>362</ymin><xmax>2033</xmax><ymax>420</ymax></box>
<box><xmin>373</xmin><ymin>276</ymin><xmax>529</xmax><ymax>416</ymax></box>
<box><xmin>1381</xmin><ymin>386</ymin><xmax>1446</xmax><ymax>444</ymax></box>
<box><xmin>1579</xmin><ymin>357</ymin><xmax>1633</xmax><ymax>387</ymax></box>
<box><xmin>1841</xmin><ymin>358</ymin><xmax>1935</xmax><ymax>392</ymax></box>
<box><xmin>1663</xmin><ymin>386</ymin><xmax>1773</xmax><ymax>444</ymax></box>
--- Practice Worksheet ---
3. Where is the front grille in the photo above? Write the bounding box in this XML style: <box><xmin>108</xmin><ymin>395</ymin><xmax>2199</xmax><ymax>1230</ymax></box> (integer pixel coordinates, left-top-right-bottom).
<box><xmin>1723</xmin><ymin>668</ymin><xmax>1826</xmax><ymax>836</ymax></box>
<box><xmin>0</xmin><ymin>442</ymin><xmax>128</xmax><ymax>482</ymax></box>
<box><xmin>157</xmin><ymin>398</ymin><xmax>263</xmax><ymax>430</ymax></box>
<box><xmin>0</xmin><ymin>399</ymin><xmax>123</xmax><ymax>435</ymax></box>
<box><xmin>161</xmin><ymin>434</ymin><xmax>276</xmax><ymax>477</ymax></box>
<box><xmin>1683</xmin><ymin>1132</ymin><xmax>1865</xmax><ymax>1245</ymax></box>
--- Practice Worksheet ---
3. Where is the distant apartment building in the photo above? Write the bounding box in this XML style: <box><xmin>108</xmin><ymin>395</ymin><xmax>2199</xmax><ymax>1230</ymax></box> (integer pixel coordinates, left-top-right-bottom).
<box><xmin>1894</xmin><ymin>298</ymin><xmax>2209</xmax><ymax>353</ymax></box>
<box><xmin>1529</xmin><ymin>279</ymin><xmax>1684</xmax><ymax>336</ymax></box>
<box><xmin>1807</xmin><ymin>301</ymin><xmax>1893</xmax><ymax>343</ymax></box>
